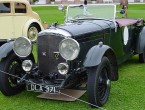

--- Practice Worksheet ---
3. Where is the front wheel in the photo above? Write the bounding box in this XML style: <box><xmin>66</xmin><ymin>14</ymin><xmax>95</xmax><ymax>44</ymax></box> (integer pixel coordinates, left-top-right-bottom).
<box><xmin>87</xmin><ymin>57</ymin><xmax>111</xmax><ymax>107</ymax></box>
<box><xmin>0</xmin><ymin>53</ymin><xmax>26</xmax><ymax>96</ymax></box>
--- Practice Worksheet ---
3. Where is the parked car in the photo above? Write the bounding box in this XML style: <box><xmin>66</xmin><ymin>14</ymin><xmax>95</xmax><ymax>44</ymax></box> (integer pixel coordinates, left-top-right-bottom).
<box><xmin>0</xmin><ymin>4</ymin><xmax>145</xmax><ymax>107</ymax></box>
<box><xmin>0</xmin><ymin>0</ymin><xmax>43</xmax><ymax>44</ymax></box>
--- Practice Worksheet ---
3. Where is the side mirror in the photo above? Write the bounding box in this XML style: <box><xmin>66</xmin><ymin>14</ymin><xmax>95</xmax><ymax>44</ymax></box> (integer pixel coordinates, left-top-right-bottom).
<box><xmin>58</xmin><ymin>5</ymin><xmax>64</xmax><ymax>11</ymax></box>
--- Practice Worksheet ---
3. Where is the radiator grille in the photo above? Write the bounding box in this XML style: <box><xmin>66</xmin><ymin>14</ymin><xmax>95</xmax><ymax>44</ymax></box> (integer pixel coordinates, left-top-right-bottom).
<box><xmin>38</xmin><ymin>34</ymin><xmax>65</xmax><ymax>76</ymax></box>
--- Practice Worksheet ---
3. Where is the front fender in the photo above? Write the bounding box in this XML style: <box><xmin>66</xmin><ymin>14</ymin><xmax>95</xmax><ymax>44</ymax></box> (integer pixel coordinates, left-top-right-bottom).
<box><xmin>22</xmin><ymin>19</ymin><xmax>44</xmax><ymax>37</ymax></box>
<box><xmin>83</xmin><ymin>45</ymin><xmax>110</xmax><ymax>67</ymax></box>
<box><xmin>84</xmin><ymin>44</ymin><xmax>118</xmax><ymax>81</ymax></box>
<box><xmin>136</xmin><ymin>26</ymin><xmax>145</xmax><ymax>53</ymax></box>
<box><xmin>0</xmin><ymin>41</ymin><xmax>14</xmax><ymax>59</ymax></box>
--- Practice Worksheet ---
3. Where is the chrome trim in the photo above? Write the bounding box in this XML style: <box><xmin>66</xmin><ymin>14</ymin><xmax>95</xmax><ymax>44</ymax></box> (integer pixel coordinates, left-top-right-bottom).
<box><xmin>22</xmin><ymin>60</ymin><xmax>33</xmax><ymax>72</ymax></box>
<box><xmin>57</xmin><ymin>63</ymin><xmax>69</xmax><ymax>75</ymax></box>
<box><xmin>53</xmin><ymin>52</ymin><xmax>60</xmax><ymax>60</ymax></box>
<box><xmin>59</xmin><ymin>38</ymin><xmax>80</xmax><ymax>61</ymax></box>
<box><xmin>13</xmin><ymin>37</ymin><xmax>32</xmax><ymax>58</ymax></box>
<box><xmin>38</xmin><ymin>28</ymin><xmax>72</xmax><ymax>38</ymax></box>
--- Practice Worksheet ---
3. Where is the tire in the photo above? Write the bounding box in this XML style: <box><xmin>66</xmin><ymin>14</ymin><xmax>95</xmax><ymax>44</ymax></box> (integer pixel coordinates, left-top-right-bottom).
<box><xmin>27</xmin><ymin>24</ymin><xmax>40</xmax><ymax>42</ymax></box>
<box><xmin>0</xmin><ymin>53</ymin><xmax>26</xmax><ymax>96</ymax></box>
<box><xmin>87</xmin><ymin>57</ymin><xmax>111</xmax><ymax>107</ymax></box>
<box><xmin>139</xmin><ymin>47</ymin><xmax>145</xmax><ymax>63</ymax></box>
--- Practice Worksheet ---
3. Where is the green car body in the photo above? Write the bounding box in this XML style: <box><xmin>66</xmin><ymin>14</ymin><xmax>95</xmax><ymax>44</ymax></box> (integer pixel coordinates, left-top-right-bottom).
<box><xmin>0</xmin><ymin>4</ymin><xmax>144</xmax><ymax>108</ymax></box>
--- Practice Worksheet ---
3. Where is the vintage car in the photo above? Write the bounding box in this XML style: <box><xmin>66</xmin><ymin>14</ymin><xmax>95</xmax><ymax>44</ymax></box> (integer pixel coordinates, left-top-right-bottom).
<box><xmin>0</xmin><ymin>0</ymin><xmax>43</xmax><ymax>44</ymax></box>
<box><xmin>0</xmin><ymin>4</ymin><xmax>145</xmax><ymax>107</ymax></box>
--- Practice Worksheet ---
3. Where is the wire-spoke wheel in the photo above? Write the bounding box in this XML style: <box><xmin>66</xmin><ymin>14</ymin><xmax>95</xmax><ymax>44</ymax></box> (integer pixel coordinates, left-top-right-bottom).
<box><xmin>0</xmin><ymin>53</ymin><xmax>26</xmax><ymax>96</ymax></box>
<box><xmin>87</xmin><ymin>56</ymin><xmax>111</xmax><ymax>107</ymax></box>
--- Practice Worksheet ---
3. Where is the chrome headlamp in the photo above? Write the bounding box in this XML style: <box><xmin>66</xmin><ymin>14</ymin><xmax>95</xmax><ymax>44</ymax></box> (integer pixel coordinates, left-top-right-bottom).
<box><xmin>59</xmin><ymin>38</ymin><xmax>80</xmax><ymax>60</ymax></box>
<box><xmin>22</xmin><ymin>60</ymin><xmax>33</xmax><ymax>72</ymax></box>
<box><xmin>57</xmin><ymin>63</ymin><xmax>69</xmax><ymax>75</ymax></box>
<box><xmin>13</xmin><ymin>37</ymin><xmax>32</xmax><ymax>57</ymax></box>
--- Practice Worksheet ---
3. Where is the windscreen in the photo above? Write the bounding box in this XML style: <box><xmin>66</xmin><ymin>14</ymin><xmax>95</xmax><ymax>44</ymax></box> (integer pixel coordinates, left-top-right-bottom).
<box><xmin>66</xmin><ymin>4</ymin><xmax>116</xmax><ymax>21</ymax></box>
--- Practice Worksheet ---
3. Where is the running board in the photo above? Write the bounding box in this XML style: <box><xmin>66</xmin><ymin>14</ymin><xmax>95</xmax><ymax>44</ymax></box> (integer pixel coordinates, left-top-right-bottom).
<box><xmin>37</xmin><ymin>89</ymin><xmax>86</xmax><ymax>101</ymax></box>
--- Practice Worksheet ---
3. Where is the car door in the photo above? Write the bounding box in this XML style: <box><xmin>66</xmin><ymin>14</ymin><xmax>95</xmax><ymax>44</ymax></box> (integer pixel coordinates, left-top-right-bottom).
<box><xmin>13</xmin><ymin>2</ymin><xmax>30</xmax><ymax>38</ymax></box>
<box><xmin>0</xmin><ymin>2</ymin><xmax>14</xmax><ymax>39</ymax></box>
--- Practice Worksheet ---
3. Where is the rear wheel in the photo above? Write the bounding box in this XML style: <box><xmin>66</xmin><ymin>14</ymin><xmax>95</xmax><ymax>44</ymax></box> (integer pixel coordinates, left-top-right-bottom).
<box><xmin>139</xmin><ymin>47</ymin><xmax>145</xmax><ymax>63</ymax></box>
<box><xmin>87</xmin><ymin>57</ymin><xmax>111</xmax><ymax>107</ymax></box>
<box><xmin>0</xmin><ymin>53</ymin><xmax>26</xmax><ymax>96</ymax></box>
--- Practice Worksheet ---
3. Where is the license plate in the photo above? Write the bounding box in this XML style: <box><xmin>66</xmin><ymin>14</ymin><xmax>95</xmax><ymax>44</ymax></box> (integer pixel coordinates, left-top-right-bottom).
<box><xmin>27</xmin><ymin>83</ymin><xmax>59</xmax><ymax>94</ymax></box>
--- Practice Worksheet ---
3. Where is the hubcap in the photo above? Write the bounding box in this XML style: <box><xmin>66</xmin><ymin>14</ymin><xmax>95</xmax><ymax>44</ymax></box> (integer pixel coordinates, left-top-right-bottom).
<box><xmin>28</xmin><ymin>27</ymin><xmax>38</xmax><ymax>42</ymax></box>
<box><xmin>106</xmin><ymin>79</ymin><xmax>111</xmax><ymax>87</ymax></box>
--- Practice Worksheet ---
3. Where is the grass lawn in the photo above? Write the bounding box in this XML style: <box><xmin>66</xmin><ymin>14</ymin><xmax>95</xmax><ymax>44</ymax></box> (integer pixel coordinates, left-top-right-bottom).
<box><xmin>0</xmin><ymin>4</ymin><xmax>145</xmax><ymax>110</ymax></box>
<box><xmin>32</xmin><ymin>6</ymin><xmax>65</xmax><ymax>25</ymax></box>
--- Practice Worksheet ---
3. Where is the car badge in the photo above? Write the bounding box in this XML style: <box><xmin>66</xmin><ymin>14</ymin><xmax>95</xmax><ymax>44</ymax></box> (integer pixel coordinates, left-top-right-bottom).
<box><xmin>54</xmin><ymin>52</ymin><xmax>60</xmax><ymax>60</ymax></box>
<box><xmin>42</xmin><ymin>52</ymin><xmax>47</xmax><ymax>56</ymax></box>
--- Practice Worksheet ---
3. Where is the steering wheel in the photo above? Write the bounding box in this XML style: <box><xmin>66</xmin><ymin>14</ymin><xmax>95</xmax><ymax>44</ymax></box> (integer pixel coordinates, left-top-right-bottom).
<box><xmin>73</xmin><ymin>14</ymin><xmax>88</xmax><ymax>19</ymax></box>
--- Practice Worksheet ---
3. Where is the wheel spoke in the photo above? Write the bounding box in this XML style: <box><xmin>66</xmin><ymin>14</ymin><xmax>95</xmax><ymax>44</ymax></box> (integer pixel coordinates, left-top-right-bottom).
<box><xmin>97</xmin><ymin>67</ymin><xmax>110</xmax><ymax>101</ymax></box>
<box><xmin>98</xmin><ymin>84</ymin><xmax>106</xmax><ymax>95</ymax></box>
<box><xmin>7</xmin><ymin>59</ymin><xmax>25</xmax><ymax>87</ymax></box>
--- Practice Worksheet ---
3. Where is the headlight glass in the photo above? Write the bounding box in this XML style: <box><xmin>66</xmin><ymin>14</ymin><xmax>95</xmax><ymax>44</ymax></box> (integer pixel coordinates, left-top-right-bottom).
<box><xmin>59</xmin><ymin>38</ymin><xmax>80</xmax><ymax>60</ymax></box>
<box><xmin>22</xmin><ymin>60</ymin><xmax>33</xmax><ymax>72</ymax></box>
<box><xmin>57</xmin><ymin>63</ymin><xmax>69</xmax><ymax>75</ymax></box>
<box><xmin>13</xmin><ymin>37</ymin><xmax>32</xmax><ymax>57</ymax></box>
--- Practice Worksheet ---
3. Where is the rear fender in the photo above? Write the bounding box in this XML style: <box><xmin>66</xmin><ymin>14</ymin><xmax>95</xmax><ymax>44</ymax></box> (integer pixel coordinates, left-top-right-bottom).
<box><xmin>136</xmin><ymin>26</ymin><xmax>145</xmax><ymax>53</ymax></box>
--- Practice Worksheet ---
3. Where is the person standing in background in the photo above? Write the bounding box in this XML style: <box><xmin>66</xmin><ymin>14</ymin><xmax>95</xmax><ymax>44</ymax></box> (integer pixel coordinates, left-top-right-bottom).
<box><xmin>83</xmin><ymin>0</ymin><xmax>87</xmax><ymax>15</ymax></box>
<box><xmin>120</xmin><ymin>0</ymin><xmax>128</xmax><ymax>18</ymax></box>
<box><xmin>84</xmin><ymin>0</ymin><xmax>87</xmax><ymax>5</ymax></box>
